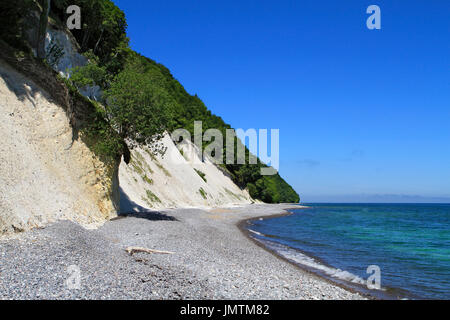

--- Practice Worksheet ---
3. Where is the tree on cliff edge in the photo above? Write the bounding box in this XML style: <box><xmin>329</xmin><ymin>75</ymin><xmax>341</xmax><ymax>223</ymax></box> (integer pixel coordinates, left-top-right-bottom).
<box><xmin>104</xmin><ymin>56</ymin><xmax>173</xmax><ymax>148</ymax></box>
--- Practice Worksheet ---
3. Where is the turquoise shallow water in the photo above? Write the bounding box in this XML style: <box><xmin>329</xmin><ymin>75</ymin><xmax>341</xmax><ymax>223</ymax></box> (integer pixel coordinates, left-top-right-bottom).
<box><xmin>249</xmin><ymin>203</ymin><xmax>450</xmax><ymax>299</ymax></box>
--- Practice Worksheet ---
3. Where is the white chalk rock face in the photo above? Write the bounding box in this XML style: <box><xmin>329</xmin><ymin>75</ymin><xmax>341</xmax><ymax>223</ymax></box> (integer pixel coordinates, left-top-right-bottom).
<box><xmin>44</xmin><ymin>26</ymin><xmax>102</xmax><ymax>101</ymax></box>
<box><xmin>119</xmin><ymin>134</ymin><xmax>254</xmax><ymax>212</ymax></box>
<box><xmin>0</xmin><ymin>61</ymin><xmax>118</xmax><ymax>235</ymax></box>
<box><xmin>45</xmin><ymin>27</ymin><xmax>87</xmax><ymax>77</ymax></box>
<box><xmin>78</xmin><ymin>85</ymin><xmax>102</xmax><ymax>101</ymax></box>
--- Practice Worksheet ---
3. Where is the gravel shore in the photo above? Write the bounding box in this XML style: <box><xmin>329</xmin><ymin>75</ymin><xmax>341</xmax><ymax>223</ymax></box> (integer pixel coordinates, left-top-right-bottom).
<box><xmin>0</xmin><ymin>204</ymin><xmax>364</xmax><ymax>299</ymax></box>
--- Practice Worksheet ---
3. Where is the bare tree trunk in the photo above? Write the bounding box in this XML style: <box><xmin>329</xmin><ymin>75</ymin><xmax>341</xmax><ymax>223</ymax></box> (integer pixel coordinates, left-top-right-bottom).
<box><xmin>126</xmin><ymin>247</ymin><xmax>175</xmax><ymax>255</ymax></box>
<box><xmin>81</xmin><ymin>29</ymin><xmax>90</xmax><ymax>51</ymax></box>
<box><xmin>93</xmin><ymin>28</ymin><xmax>104</xmax><ymax>55</ymax></box>
<box><xmin>36</xmin><ymin>0</ymin><xmax>51</xmax><ymax>59</ymax></box>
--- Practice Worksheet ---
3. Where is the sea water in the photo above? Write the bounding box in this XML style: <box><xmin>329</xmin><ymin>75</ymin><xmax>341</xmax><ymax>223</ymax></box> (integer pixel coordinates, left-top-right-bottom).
<box><xmin>248</xmin><ymin>203</ymin><xmax>450</xmax><ymax>299</ymax></box>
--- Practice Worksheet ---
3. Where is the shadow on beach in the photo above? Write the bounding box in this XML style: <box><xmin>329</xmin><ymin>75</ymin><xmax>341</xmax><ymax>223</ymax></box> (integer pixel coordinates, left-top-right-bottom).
<box><xmin>116</xmin><ymin>187</ymin><xmax>178</xmax><ymax>222</ymax></box>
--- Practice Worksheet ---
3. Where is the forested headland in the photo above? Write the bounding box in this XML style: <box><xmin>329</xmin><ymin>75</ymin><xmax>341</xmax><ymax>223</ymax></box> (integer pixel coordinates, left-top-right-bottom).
<box><xmin>0</xmin><ymin>0</ymin><xmax>300</xmax><ymax>203</ymax></box>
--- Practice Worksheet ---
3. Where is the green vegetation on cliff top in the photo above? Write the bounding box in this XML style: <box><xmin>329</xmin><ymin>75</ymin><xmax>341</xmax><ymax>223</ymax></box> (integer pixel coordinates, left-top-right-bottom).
<box><xmin>0</xmin><ymin>0</ymin><xmax>300</xmax><ymax>203</ymax></box>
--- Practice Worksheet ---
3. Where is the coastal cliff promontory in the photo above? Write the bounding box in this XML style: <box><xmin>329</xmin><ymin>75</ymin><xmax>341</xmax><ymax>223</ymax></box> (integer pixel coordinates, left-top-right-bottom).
<box><xmin>0</xmin><ymin>0</ymin><xmax>299</xmax><ymax>235</ymax></box>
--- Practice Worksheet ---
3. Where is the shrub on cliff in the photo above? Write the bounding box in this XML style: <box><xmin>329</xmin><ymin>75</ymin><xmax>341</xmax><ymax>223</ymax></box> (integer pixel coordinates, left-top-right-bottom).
<box><xmin>104</xmin><ymin>55</ymin><xmax>173</xmax><ymax>148</ymax></box>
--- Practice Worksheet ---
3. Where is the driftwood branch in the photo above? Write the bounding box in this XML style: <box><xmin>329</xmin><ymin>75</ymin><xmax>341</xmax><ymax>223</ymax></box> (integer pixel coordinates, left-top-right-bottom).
<box><xmin>126</xmin><ymin>246</ymin><xmax>174</xmax><ymax>255</ymax></box>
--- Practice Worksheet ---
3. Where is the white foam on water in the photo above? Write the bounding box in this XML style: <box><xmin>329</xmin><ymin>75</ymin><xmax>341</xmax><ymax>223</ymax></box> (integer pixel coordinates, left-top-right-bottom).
<box><xmin>255</xmin><ymin>237</ymin><xmax>367</xmax><ymax>286</ymax></box>
<box><xmin>248</xmin><ymin>229</ymin><xmax>265</xmax><ymax>237</ymax></box>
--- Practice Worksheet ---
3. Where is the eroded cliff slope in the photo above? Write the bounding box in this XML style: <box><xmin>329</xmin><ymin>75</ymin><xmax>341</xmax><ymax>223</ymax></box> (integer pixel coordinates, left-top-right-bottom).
<box><xmin>119</xmin><ymin>134</ymin><xmax>254</xmax><ymax>211</ymax></box>
<box><xmin>0</xmin><ymin>60</ymin><xmax>119</xmax><ymax>234</ymax></box>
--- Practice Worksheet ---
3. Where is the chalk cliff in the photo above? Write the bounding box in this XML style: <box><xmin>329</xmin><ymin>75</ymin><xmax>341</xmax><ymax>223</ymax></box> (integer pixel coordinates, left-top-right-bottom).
<box><xmin>0</xmin><ymin>61</ymin><xmax>118</xmax><ymax>234</ymax></box>
<box><xmin>0</xmin><ymin>24</ymin><xmax>253</xmax><ymax>236</ymax></box>
<box><xmin>119</xmin><ymin>134</ymin><xmax>254</xmax><ymax>212</ymax></box>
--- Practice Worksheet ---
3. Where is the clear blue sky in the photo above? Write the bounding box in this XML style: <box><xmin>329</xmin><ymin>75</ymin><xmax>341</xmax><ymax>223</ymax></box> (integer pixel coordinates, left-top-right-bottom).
<box><xmin>113</xmin><ymin>0</ymin><xmax>450</xmax><ymax>203</ymax></box>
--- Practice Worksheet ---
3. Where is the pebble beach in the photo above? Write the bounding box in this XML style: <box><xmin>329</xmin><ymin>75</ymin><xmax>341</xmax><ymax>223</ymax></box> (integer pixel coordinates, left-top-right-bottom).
<box><xmin>0</xmin><ymin>204</ymin><xmax>365</xmax><ymax>300</ymax></box>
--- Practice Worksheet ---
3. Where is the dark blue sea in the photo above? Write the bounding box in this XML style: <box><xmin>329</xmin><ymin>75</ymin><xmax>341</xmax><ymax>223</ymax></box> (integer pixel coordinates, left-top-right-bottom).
<box><xmin>248</xmin><ymin>203</ymin><xmax>450</xmax><ymax>299</ymax></box>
